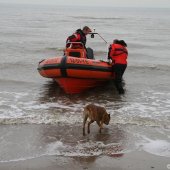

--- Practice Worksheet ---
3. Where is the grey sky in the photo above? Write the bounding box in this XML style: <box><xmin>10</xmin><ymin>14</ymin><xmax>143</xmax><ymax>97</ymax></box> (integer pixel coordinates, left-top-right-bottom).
<box><xmin>0</xmin><ymin>0</ymin><xmax>170</xmax><ymax>8</ymax></box>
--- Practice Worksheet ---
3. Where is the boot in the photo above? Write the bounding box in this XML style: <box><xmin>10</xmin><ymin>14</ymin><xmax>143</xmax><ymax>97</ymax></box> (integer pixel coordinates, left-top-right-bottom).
<box><xmin>115</xmin><ymin>82</ymin><xmax>125</xmax><ymax>94</ymax></box>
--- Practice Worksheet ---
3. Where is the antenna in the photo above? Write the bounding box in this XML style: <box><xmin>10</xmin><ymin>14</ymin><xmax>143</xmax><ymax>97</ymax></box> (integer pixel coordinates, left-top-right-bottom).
<box><xmin>89</xmin><ymin>29</ymin><xmax>108</xmax><ymax>44</ymax></box>
<box><xmin>97</xmin><ymin>33</ymin><xmax>108</xmax><ymax>44</ymax></box>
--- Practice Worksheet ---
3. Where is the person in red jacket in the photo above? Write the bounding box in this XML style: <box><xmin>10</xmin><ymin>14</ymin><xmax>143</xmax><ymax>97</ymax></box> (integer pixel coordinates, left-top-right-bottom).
<box><xmin>108</xmin><ymin>39</ymin><xmax>128</xmax><ymax>94</ymax></box>
<box><xmin>66</xmin><ymin>26</ymin><xmax>94</xmax><ymax>59</ymax></box>
<box><xmin>66</xmin><ymin>26</ymin><xmax>92</xmax><ymax>48</ymax></box>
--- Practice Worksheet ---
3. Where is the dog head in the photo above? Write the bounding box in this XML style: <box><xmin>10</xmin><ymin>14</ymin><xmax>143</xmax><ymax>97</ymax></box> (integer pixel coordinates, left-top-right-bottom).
<box><xmin>104</xmin><ymin>112</ymin><xmax>110</xmax><ymax>125</ymax></box>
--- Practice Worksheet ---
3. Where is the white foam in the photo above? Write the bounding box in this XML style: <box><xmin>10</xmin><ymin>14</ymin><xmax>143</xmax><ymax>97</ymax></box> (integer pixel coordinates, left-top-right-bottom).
<box><xmin>0</xmin><ymin>89</ymin><xmax>170</xmax><ymax>127</ymax></box>
<box><xmin>45</xmin><ymin>140</ymin><xmax>126</xmax><ymax>157</ymax></box>
<box><xmin>142</xmin><ymin>139</ymin><xmax>170</xmax><ymax>157</ymax></box>
<box><xmin>0</xmin><ymin>140</ymin><xmax>127</xmax><ymax>163</ymax></box>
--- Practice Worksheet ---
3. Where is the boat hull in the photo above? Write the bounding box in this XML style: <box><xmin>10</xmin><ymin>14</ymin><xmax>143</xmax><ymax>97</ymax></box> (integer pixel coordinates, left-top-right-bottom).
<box><xmin>38</xmin><ymin>56</ymin><xmax>115</xmax><ymax>94</ymax></box>
<box><xmin>55</xmin><ymin>78</ymin><xmax>108</xmax><ymax>94</ymax></box>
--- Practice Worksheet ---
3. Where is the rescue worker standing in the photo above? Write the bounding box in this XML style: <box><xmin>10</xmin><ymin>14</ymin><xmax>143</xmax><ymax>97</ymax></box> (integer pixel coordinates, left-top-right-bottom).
<box><xmin>66</xmin><ymin>26</ymin><xmax>94</xmax><ymax>59</ymax></box>
<box><xmin>108</xmin><ymin>39</ymin><xmax>128</xmax><ymax>94</ymax></box>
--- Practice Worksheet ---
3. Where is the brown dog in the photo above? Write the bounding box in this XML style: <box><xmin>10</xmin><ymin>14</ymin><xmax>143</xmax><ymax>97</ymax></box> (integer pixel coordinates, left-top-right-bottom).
<box><xmin>83</xmin><ymin>104</ymin><xmax>110</xmax><ymax>136</ymax></box>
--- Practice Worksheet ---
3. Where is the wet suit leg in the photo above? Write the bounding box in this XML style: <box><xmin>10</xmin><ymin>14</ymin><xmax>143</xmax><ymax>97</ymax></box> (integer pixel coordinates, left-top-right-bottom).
<box><xmin>113</xmin><ymin>64</ymin><xmax>127</xmax><ymax>94</ymax></box>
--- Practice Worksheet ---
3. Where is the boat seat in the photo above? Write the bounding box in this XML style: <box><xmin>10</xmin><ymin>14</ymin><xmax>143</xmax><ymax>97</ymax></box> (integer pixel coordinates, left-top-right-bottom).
<box><xmin>65</xmin><ymin>48</ymin><xmax>87</xmax><ymax>58</ymax></box>
<box><xmin>65</xmin><ymin>42</ymin><xmax>87</xmax><ymax>58</ymax></box>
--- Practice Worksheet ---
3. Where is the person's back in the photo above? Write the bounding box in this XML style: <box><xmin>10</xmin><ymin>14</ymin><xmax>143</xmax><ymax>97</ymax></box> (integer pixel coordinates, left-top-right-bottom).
<box><xmin>108</xmin><ymin>39</ymin><xmax>128</xmax><ymax>94</ymax></box>
<box><xmin>108</xmin><ymin>39</ymin><xmax>128</xmax><ymax>64</ymax></box>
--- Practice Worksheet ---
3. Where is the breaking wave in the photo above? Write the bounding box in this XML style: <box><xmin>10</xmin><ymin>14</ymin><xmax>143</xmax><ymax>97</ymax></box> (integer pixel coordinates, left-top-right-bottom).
<box><xmin>0</xmin><ymin>90</ymin><xmax>170</xmax><ymax>129</ymax></box>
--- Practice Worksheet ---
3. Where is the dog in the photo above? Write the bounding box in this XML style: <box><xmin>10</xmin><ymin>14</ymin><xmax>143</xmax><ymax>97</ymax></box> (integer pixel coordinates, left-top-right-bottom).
<box><xmin>83</xmin><ymin>104</ymin><xmax>110</xmax><ymax>136</ymax></box>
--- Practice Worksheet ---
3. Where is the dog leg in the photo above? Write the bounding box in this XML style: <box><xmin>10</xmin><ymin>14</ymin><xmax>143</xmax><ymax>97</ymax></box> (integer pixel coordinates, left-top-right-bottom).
<box><xmin>83</xmin><ymin>113</ymin><xmax>88</xmax><ymax>136</ymax></box>
<box><xmin>96</xmin><ymin>121</ymin><xmax>103</xmax><ymax>133</ymax></box>
<box><xmin>99</xmin><ymin>115</ymin><xmax>106</xmax><ymax>133</ymax></box>
<box><xmin>99</xmin><ymin>122</ymin><xmax>104</xmax><ymax>133</ymax></box>
<box><xmin>88</xmin><ymin>120</ymin><xmax>94</xmax><ymax>134</ymax></box>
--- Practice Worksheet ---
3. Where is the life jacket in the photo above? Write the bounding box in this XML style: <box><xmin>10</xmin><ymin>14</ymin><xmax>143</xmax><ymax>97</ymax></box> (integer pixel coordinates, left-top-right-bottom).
<box><xmin>66</xmin><ymin>29</ymin><xmax>86</xmax><ymax>48</ymax></box>
<box><xmin>108</xmin><ymin>43</ymin><xmax>128</xmax><ymax>64</ymax></box>
<box><xmin>76</xmin><ymin>29</ymin><xmax>86</xmax><ymax>46</ymax></box>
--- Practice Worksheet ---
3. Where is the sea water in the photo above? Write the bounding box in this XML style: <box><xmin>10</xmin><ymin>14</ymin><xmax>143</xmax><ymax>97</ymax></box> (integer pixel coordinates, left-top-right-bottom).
<box><xmin>0</xmin><ymin>3</ymin><xmax>170</xmax><ymax>162</ymax></box>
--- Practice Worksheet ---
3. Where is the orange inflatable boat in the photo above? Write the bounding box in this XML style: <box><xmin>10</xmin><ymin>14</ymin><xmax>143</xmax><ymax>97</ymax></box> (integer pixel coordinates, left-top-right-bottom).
<box><xmin>38</xmin><ymin>42</ymin><xmax>115</xmax><ymax>94</ymax></box>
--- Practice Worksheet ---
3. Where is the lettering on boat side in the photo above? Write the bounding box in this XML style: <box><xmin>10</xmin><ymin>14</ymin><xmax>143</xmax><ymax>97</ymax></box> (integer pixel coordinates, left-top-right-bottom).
<box><xmin>46</xmin><ymin>58</ymin><xmax>60</xmax><ymax>64</ymax></box>
<box><xmin>69</xmin><ymin>58</ymin><xmax>89</xmax><ymax>65</ymax></box>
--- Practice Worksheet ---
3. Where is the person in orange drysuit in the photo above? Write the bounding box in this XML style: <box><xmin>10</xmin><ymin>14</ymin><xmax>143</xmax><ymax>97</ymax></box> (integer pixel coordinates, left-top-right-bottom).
<box><xmin>108</xmin><ymin>39</ymin><xmax>128</xmax><ymax>94</ymax></box>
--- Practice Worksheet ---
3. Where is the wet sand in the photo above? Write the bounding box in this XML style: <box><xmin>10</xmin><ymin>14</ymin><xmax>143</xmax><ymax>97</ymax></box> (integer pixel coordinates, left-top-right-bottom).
<box><xmin>0</xmin><ymin>124</ymin><xmax>169</xmax><ymax>170</ymax></box>
<box><xmin>1</xmin><ymin>151</ymin><xmax>170</xmax><ymax>170</ymax></box>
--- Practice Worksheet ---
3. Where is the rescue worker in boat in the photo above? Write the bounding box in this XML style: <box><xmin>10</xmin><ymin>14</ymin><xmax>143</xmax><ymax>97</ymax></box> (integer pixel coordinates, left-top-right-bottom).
<box><xmin>108</xmin><ymin>39</ymin><xmax>128</xmax><ymax>94</ymax></box>
<box><xmin>66</xmin><ymin>26</ymin><xmax>94</xmax><ymax>59</ymax></box>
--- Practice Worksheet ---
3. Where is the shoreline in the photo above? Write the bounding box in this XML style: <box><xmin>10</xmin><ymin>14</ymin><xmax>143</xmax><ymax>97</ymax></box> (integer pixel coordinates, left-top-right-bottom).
<box><xmin>0</xmin><ymin>151</ymin><xmax>169</xmax><ymax>170</ymax></box>
<box><xmin>0</xmin><ymin>124</ymin><xmax>169</xmax><ymax>170</ymax></box>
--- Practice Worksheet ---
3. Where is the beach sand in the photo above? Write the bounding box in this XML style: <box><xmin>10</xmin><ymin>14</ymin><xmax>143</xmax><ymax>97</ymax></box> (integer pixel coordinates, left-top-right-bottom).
<box><xmin>0</xmin><ymin>124</ymin><xmax>169</xmax><ymax>170</ymax></box>
<box><xmin>0</xmin><ymin>150</ymin><xmax>170</xmax><ymax>170</ymax></box>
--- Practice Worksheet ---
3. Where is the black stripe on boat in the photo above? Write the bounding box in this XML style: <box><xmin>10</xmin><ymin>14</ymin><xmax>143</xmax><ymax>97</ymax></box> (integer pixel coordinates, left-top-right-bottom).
<box><xmin>37</xmin><ymin>63</ymin><xmax>61</xmax><ymax>71</ymax></box>
<box><xmin>66</xmin><ymin>64</ymin><xmax>112</xmax><ymax>72</ymax></box>
<box><xmin>60</xmin><ymin>56</ymin><xmax>67</xmax><ymax>77</ymax></box>
<box><xmin>38</xmin><ymin>63</ymin><xmax>112</xmax><ymax>72</ymax></box>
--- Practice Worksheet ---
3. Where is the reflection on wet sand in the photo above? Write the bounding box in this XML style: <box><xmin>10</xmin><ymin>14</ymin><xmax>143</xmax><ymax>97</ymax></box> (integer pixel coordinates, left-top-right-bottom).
<box><xmin>40</xmin><ymin>123</ymin><xmax>126</xmax><ymax>162</ymax></box>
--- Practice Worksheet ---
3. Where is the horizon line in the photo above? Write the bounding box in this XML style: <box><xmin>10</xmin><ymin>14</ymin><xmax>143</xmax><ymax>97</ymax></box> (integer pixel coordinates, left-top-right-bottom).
<box><xmin>0</xmin><ymin>2</ymin><xmax>170</xmax><ymax>9</ymax></box>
